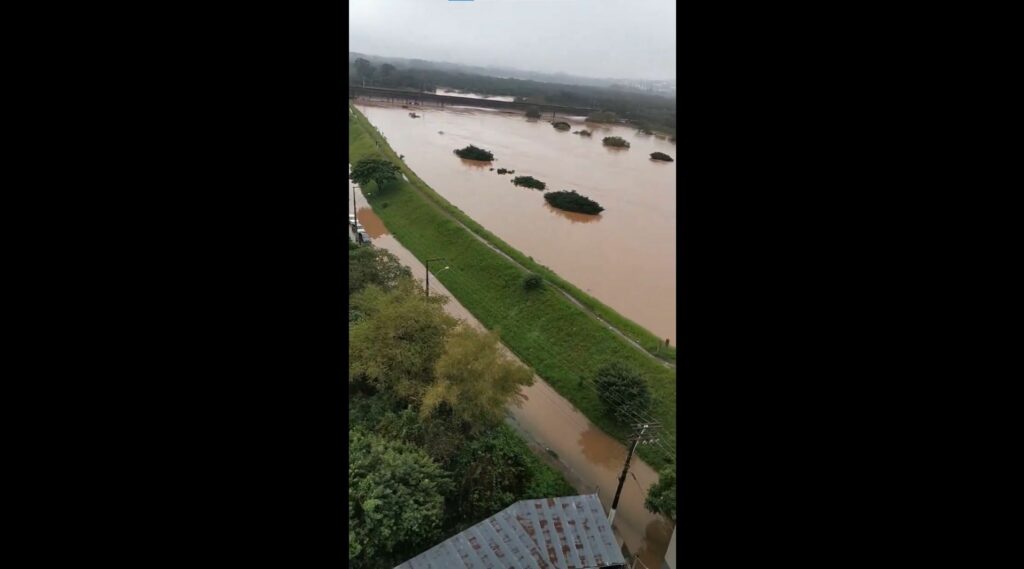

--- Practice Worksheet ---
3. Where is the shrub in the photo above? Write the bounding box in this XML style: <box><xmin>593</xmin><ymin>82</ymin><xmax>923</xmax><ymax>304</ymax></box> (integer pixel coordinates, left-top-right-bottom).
<box><xmin>511</xmin><ymin>176</ymin><xmax>546</xmax><ymax>190</ymax></box>
<box><xmin>573</xmin><ymin>130</ymin><xmax>592</xmax><ymax>137</ymax></box>
<box><xmin>453</xmin><ymin>145</ymin><xmax>495</xmax><ymax>161</ymax></box>
<box><xmin>602</xmin><ymin>136</ymin><xmax>630</xmax><ymax>148</ymax></box>
<box><xmin>650</xmin><ymin>152</ymin><xmax>674</xmax><ymax>162</ymax></box>
<box><xmin>496</xmin><ymin>168</ymin><xmax>515</xmax><ymax>175</ymax></box>
<box><xmin>593</xmin><ymin>362</ymin><xmax>651</xmax><ymax>425</ymax></box>
<box><xmin>551</xmin><ymin>121</ymin><xmax>571</xmax><ymax>131</ymax></box>
<box><xmin>523</xmin><ymin>273</ymin><xmax>542</xmax><ymax>291</ymax></box>
<box><xmin>544</xmin><ymin>190</ymin><xmax>604</xmax><ymax>215</ymax></box>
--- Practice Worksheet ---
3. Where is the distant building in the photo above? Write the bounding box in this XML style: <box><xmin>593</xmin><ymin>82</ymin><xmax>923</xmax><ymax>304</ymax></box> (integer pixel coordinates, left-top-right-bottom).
<box><xmin>394</xmin><ymin>494</ymin><xmax>627</xmax><ymax>569</ymax></box>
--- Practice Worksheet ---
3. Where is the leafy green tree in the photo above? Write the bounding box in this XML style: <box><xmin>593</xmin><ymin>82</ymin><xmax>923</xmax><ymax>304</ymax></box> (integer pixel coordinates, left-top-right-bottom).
<box><xmin>593</xmin><ymin>362</ymin><xmax>652</xmax><ymax>425</ymax></box>
<box><xmin>421</xmin><ymin>325</ymin><xmax>533</xmax><ymax>432</ymax></box>
<box><xmin>350</xmin><ymin>158</ymin><xmax>402</xmax><ymax>193</ymax></box>
<box><xmin>349</xmin><ymin>281</ymin><xmax>457</xmax><ymax>401</ymax></box>
<box><xmin>354</xmin><ymin>57</ymin><xmax>375</xmax><ymax>85</ymax></box>
<box><xmin>349</xmin><ymin>430</ymin><xmax>451</xmax><ymax>568</ymax></box>
<box><xmin>349</xmin><ymin>246</ymin><xmax>412</xmax><ymax>296</ymax></box>
<box><xmin>544</xmin><ymin>190</ymin><xmax>604</xmax><ymax>215</ymax></box>
<box><xmin>447</xmin><ymin>425</ymin><xmax>572</xmax><ymax>527</ymax></box>
<box><xmin>644</xmin><ymin>466</ymin><xmax>676</xmax><ymax>522</ymax></box>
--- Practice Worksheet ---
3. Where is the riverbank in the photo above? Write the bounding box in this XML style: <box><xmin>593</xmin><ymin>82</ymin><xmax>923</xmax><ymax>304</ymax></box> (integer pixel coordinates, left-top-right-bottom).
<box><xmin>349</xmin><ymin>104</ymin><xmax>676</xmax><ymax>470</ymax></box>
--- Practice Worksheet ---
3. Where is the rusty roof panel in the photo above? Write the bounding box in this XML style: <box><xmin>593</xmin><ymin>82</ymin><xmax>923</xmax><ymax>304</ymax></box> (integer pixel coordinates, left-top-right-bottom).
<box><xmin>394</xmin><ymin>494</ymin><xmax>625</xmax><ymax>569</ymax></box>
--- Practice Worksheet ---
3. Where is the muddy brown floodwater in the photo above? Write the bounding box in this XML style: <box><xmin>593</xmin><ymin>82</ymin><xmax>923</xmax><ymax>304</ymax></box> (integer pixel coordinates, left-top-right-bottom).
<box><xmin>349</xmin><ymin>182</ymin><xmax>673</xmax><ymax>568</ymax></box>
<box><xmin>354</xmin><ymin>101</ymin><xmax>677</xmax><ymax>345</ymax></box>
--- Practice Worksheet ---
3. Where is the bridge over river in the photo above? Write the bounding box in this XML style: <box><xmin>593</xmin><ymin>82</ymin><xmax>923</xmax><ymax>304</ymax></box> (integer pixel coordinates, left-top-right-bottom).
<box><xmin>349</xmin><ymin>85</ymin><xmax>598</xmax><ymax>118</ymax></box>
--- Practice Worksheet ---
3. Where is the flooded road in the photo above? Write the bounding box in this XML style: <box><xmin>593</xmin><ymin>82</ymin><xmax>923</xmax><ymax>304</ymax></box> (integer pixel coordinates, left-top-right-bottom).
<box><xmin>349</xmin><ymin>182</ymin><xmax>673</xmax><ymax>568</ymax></box>
<box><xmin>354</xmin><ymin>100</ymin><xmax>677</xmax><ymax>345</ymax></box>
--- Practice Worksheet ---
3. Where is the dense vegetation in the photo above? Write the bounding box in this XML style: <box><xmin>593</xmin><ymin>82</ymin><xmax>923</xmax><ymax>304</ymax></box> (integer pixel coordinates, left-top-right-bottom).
<box><xmin>650</xmin><ymin>152</ymin><xmax>673</xmax><ymax>162</ymax></box>
<box><xmin>350</xmin><ymin>107</ymin><xmax>677</xmax><ymax>472</ymax></box>
<box><xmin>551</xmin><ymin>121</ymin><xmax>571</xmax><ymax>131</ymax></box>
<box><xmin>573</xmin><ymin>130</ymin><xmax>592</xmax><ymax>137</ymax></box>
<box><xmin>496</xmin><ymin>168</ymin><xmax>515</xmax><ymax>175</ymax></box>
<box><xmin>350</xmin><ymin>56</ymin><xmax>676</xmax><ymax>135</ymax></box>
<box><xmin>523</xmin><ymin>273</ymin><xmax>542</xmax><ymax>291</ymax></box>
<box><xmin>525</xmin><ymin>107</ymin><xmax>541</xmax><ymax>119</ymax></box>
<box><xmin>593</xmin><ymin>362</ymin><xmax>652</xmax><ymax>425</ymax></box>
<box><xmin>544</xmin><ymin>190</ymin><xmax>605</xmax><ymax>215</ymax></box>
<box><xmin>645</xmin><ymin>467</ymin><xmax>677</xmax><ymax>522</ymax></box>
<box><xmin>349</xmin><ymin>245</ymin><xmax>574</xmax><ymax>568</ymax></box>
<box><xmin>453</xmin><ymin>145</ymin><xmax>494</xmax><ymax>161</ymax></box>
<box><xmin>602</xmin><ymin>136</ymin><xmax>630</xmax><ymax>148</ymax></box>
<box><xmin>511</xmin><ymin>176</ymin><xmax>546</xmax><ymax>190</ymax></box>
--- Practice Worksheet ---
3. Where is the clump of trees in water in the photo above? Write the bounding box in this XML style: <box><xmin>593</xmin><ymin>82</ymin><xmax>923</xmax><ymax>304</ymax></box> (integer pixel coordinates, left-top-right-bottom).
<box><xmin>496</xmin><ymin>168</ymin><xmax>515</xmax><ymax>175</ymax></box>
<box><xmin>586</xmin><ymin>110</ymin><xmax>618</xmax><ymax>123</ymax></box>
<box><xmin>544</xmin><ymin>190</ymin><xmax>604</xmax><ymax>214</ymax></box>
<box><xmin>573</xmin><ymin>130</ymin><xmax>592</xmax><ymax>137</ymax></box>
<box><xmin>511</xmin><ymin>176</ymin><xmax>546</xmax><ymax>190</ymax></box>
<box><xmin>525</xmin><ymin>107</ymin><xmax>541</xmax><ymax>119</ymax></box>
<box><xmin>454</xmin><ymin>145</ymin><xmax>494</xmax><ymax>161</ymax></box>
<box><xmin>650</xmin><ymin>152</ymin><xmax>674</xmax><ymax>162</ymax></box>
<box><xmin>551</xmin><ymin>121</ymin><xmax>571</xmax><ymax>131</ymax></box>
<box><xmin>602</xmin><ymin>136</ymin><xmax>630</xmax><ymax>148</ymax></box>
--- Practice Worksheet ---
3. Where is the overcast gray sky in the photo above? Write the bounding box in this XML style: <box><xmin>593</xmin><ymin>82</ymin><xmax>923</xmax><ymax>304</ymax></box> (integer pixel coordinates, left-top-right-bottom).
<box><xmin>349</xmin><ymin>0</ymin><xmax>676</xmax><ymax>81</ymax></box>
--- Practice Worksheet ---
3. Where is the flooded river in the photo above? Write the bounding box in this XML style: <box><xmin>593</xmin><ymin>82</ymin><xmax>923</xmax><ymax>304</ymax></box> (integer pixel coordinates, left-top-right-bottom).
<box><xmin>349</xmin><ymin>184</ymin><xmax>673</xmax><ymax>568</ymax></box>
<box><xmin>354</xmin><ymin>100</ymin><xmax>677</xmax><ymax>345</ymax></box>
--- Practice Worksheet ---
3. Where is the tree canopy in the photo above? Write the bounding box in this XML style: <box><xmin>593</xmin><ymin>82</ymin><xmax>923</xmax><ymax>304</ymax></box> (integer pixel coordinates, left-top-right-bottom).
<box><xmin>349</xmin><ymin>281</ymin><xmax>457</xmax><ymax>401</ymax></box>
<box><xmin>592</xmin><ymin>361</ymin><xmax>651</xmax><ymax>425</ymax></box>
<box><xmin>351</xmin><ymin>158</ymin><xmax>402</xmax><ymax>193</ymax></box>
<box><xmin>349</xmin><ymin>246</ymin><xmax>412</xmax><ymax>297</ymax></box>
<box><xmin>650</xmin><ymin>151</ymin><xmax>674</xmax><ymax>162</ymax></box>
<box><xmin>421</xmin><ymin>325</ymin><xmax>534</xmax><ymax>432</ymax></box>
<box><xmin>602</xmin><ymin>136</ymin><xmax>630</xmax><ymax>148</ymax></box>
<box><xmin>644</xmin><ymin>466</ymin><xmax>676</xmax><ymax>522</ymax></box>
<box><xmin>349</xmin><ymin>429</ymin><xmax>451</xmax><ymax>568</ymax></box>
<box><xmin>511</xmin><ymin>176</ymin><xmax>546</xmax><ymax>190</ymax></box>
<box><xmin>453</xmin><ymin>145</ymin><xmax>494</xmax><ymax>161</ymax></box>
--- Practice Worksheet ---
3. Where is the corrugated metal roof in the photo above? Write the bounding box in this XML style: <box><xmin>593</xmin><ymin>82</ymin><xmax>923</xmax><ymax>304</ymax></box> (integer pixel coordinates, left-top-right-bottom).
<box><xmin>395</xmin><ymin>494</ymin><xmax>625</xmax><ymax>569</ymax></box>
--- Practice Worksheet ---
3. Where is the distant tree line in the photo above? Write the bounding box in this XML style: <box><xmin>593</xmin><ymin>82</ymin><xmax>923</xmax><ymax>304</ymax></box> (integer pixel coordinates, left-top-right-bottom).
<box><xmin>350</xmin><ymin>58</ymin><xmax>676</xmax><ymax>135</ymax></box>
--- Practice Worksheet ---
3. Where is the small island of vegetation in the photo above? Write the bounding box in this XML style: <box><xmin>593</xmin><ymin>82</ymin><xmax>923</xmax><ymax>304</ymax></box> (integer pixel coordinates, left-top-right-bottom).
<box><xmin>511</xmin><ymin>176</ymin><xmax>546</xmax><ymax>190</ymax></box>
<box><xmin>650</xmin><ymin>152</ymin><xmax>674</xmax><ymax>162</ymax></box>
<box><xmin>573</xmin><ymin>130</ymin><xmax>593</xmax><ymax>137</ymax></box>
<box><xmin>602</xmin><ymin>136</ymin><xmax>630</xmax><ymax>148</ymax></box>
<box><xmin>544</xmin><ymin>190</ymin><xmax>604</xmax><ymax>215</ymax></box>
<box><xmin>551</xmin><ymin>121</ymin><xmax>571</xmax><ymax>131</ymax></box>
<box><xmin>453</xmin><ymin>145</ymin><xmax>495</xmax><ymax>161</ymax></box>
<box><xmin>496</xmin><ymin>168</ymin><xmax>515</xmax><ymax>175</ymax></box>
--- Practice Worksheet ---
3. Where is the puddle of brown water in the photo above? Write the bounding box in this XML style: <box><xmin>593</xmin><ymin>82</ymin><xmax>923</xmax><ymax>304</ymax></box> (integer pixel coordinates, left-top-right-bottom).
<box><xmin>349</xmin><ymin>179</ymin><xmax>672</xmax><ymax>566</ymax></box>
<box><xmin>355</xmin><ymin>101</ymin><xmax>676</xmax><ymax>344</ymax></box>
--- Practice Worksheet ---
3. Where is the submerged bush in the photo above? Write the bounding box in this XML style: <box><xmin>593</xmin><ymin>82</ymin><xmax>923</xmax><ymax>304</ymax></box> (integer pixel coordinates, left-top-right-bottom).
<box><xmin>573</xmin><ymin>130</ymin><xmax>593</xmax><ymax>137</ymax></box>
<box><xmin>511</xmin><ymin>176</ymin><xmax>546</xmax><ymax>190</ymax></box>
<box><xmin>496</xmin><ymin>168</ymin><xmax>515</xmax><ymax>175</ymax></box>
<box><xmin>525</xmin><ymin>107</ymin><xmax>541</xmax><ymax>119</ymax></box>
<box><xmin>454</xmin><ymin>145</ymin><xmax>495</xmax><ymax>161</ymax></box>
<box><xmin>602</xmin><ymin>136</ymin><xmax>630</xmax><ymax>148</ymax></box>
<box><xmin>544</xmin><ymin>190</ymin><xmax>604</xmax><ymax>215</ymax></box>
<box><xmin>551</xmin><ymin>121</ymin><xmax>571</xmax><ymax>131</ymax></box>
<box><xmin>650</xmin><ymin>152</ymin><xmax>674</xmax><ymax>162</ymax></box>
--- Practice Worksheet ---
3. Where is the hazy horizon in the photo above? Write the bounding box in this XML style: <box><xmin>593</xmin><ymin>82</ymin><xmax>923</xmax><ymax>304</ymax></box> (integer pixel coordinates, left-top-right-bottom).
<box><xmin>349</xmin><ymin>0</ymin><xmax>676</xmax><ymax>82</ymax></box>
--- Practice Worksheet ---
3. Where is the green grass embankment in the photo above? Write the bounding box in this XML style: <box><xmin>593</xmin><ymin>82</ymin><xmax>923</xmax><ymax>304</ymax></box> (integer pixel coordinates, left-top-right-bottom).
<box><xmin>349</xmin><ymin>106</ymin><xmax>675</xmax><ymax>469</ymax></box>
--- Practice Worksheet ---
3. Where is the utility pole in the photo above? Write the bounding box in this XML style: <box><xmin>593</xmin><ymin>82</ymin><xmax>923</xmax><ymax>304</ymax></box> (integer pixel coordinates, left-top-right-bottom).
<box><xmin>352</xmin><ymin>184</ymin><xmax>358</xmax><ymax>220</ymax></box>
<box><xmin>608</xmin><ymin>422</ymin><xmax>658</xmax><ymax>525</ymax></box>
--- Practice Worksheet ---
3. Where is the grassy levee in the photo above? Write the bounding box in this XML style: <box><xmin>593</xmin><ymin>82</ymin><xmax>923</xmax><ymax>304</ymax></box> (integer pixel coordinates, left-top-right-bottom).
<box><xmin>350</xmin><ymin>106</ymin><xmax>675</xmax><ymax>469</ymax></box>
<box><xmin>353</xmin><ymin>107</ymin><xmax>675</xmax><ymax>363</ymax></box>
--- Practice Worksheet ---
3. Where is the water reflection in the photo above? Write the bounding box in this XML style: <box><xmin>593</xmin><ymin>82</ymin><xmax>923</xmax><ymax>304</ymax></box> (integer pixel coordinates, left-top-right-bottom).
<box><xmin>544</xmin><ymin>203</ymin><xmax>603</xmax><ymax>224</ymax></box>
<box><xmin>457</xmin><ymin>158</ymin><xmax>492</xmax><ymax>169</ymax></box>
<box><xmin>356</xmin><ymin>207</ymin><xmax>389</xmax><ymax>238</ymax></box>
